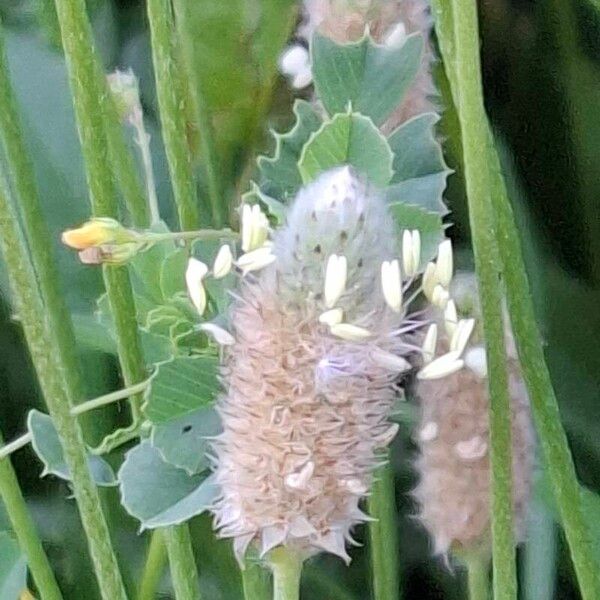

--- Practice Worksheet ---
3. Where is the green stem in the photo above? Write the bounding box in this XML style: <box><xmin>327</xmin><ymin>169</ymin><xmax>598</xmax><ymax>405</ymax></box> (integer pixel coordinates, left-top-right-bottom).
<box><xmin>0</xmin><ymin>433</ymin><xmax>63</xmax><ymax>600</ymax></box>
<box><xmin>269</xmin><ymin>548</ymin><xmax>302</xmax><ymax>600</ymax></box>
<box><xmin>164</xmin><ymin>525</ymin><xmax>201</xmax><ymax>600</ymax></box>
<box><xmin>367</xmin><ymin>460</ymin><xmax>400</xmax><ymax>600</ymax></box>
<box><xmin>466</xmin><ymin>555</ymin><xmax>490</xmax><ymax>600</ymax></box>
<box><xmin>0</xmin><ymin>177</ymin><xmax>127</xmax><ymax>599</ymax></box>
<box><xmin>70</xmin><ymin>379</ymin><xmax>151</xmax><ymax>416</ymax></box>
<box><xmin>53</xmin><ymin>0</ymin><xmax>148</xmax><ymax>423</ymax></box>
<box><xmin>147</xmin><ymin>0</ymin><xmax>199</xmax><ymax>230</ymax></box>
<box><xmin>172</xmin><ymin>0</ymin><xmax>224</xmax><ymax>227</ymax></box>
<box><xmin>138</xmin><ymin>531</ymin><xmax>168</xmax><ymax>600</ymax></box>
<box><xmin>145</xmin><ymin>228</ymin><xmax>237</xmax><ymax>243</ymax></box>
<box><xmin>241</xmin><ymin>562</ymin><xmax>271</xmax><ymax>600</ymax></box>
<box><xmin>485</xmin><ymin>123</ymin><xmax>600</xmax><ymax>599</ymax></box>
<box><xmin>445</xmin><ymin>0</ymin><xmax>517</xmax><ymax>598</ymax></box>
<box><xmin>0</xmin><ymin>432</ymin><xmax>33</xmax><ymax>459</ymax></box>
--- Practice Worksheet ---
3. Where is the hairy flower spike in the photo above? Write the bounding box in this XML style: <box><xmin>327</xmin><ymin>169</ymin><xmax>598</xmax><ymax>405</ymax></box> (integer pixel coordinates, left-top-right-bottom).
<box><xmin>213</xmin><ymin>167</ymin><xmax>458</xmax><ymax>564</ymax></box>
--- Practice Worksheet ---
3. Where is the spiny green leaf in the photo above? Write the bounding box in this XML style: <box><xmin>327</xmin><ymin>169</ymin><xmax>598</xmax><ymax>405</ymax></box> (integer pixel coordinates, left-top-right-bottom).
<box><xmin>387</xmin><ymin>201</ymin><xmax>445</xmax><ymax>266</ymax></box>
<box><xmin>160</xmin><ymin>247</ymin><xmax>189</xmax><ymax>299</ymax></box>
<box><xmin>143</xmin><ymin>356</ymin><xmax>220</xmax><ymax>424</ymax></box>
<box><xmin>118</xmin><ymin>440</ymin><xmax>219</xmax><ymax>529</ymax></box>
<box><xmin>151</xmin><ymin>406</ymin><xmax>221</xmax><ymax>474</ymax></box>
<box><xmin>257</xmin><ymin>99</ymin><xmax>323</xmax><ymax>202</ymax></box>
<box><xmin>28</xmin><ymin>410</ymin><xmax>117</xmax><ymax>486</ymax></box>
<box><xmin>387</xmin><ymin>113</ymin><xmax>450</xmax><ymax>213</ymax></box>
<box><xmin>0</xmin><ymin>532</ymin><xmax>26</xmax><ymax>600</ymax></box>
<box><xmin>299</xmin><ymin>111</ymin><xmax>393</xmax><ymax>185</ymax></box>
<box><xmin>311</xmin><ymin>32</ymin><xmax>424</xmax><ymax>125</ymax></box>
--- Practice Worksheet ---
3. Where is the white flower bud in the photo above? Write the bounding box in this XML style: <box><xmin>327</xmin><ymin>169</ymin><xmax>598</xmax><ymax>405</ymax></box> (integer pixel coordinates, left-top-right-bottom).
<box><xmin>279</xmin><ymin>45</ymin><xmax>313</xmax><ymax>89</ymax></box>
<box><xmin>417</xmin><ymin>351</ymin><xmax>464</xmax><ymax>380</ymax></box>
<box><xmin>381</xmin><ymin>259</ymin><xmax>402</xmax><ymax>312</ymax></box>
<box><xmin>200</xmin><ymin>323</ymin><xmax>235</xmax><ymax>346</ymax></box>
<box><xmin>431</xmin><ymin>284</ymin><xmax>450</xmax><ymax>309</ymax></box>
<box><xmin>212</xmin><ymin>244</ymin><xmax>233</xmax><ymax>279</ymax></box>
<box><xmin>324</xmin><ymin>254</ymin><xmax>347</xmax><ymax>308</ymax></box>
<box><xmin>435</xmin><ymin>240</ymin><xmax>453</xmax><ymax>287</ymax></box>
<box><xmin>402</xmin><ymin>229</ymin><xmax>421</xmax><ymax>277</ymax></box>
<box><xmin>185</xmin><ymin>258</ymin><xmax>208</xmax><ymax>314</ymax></box>
<box><xmin>236</xmin><ymin>246</ymin><xmax>276</xmax><ymax>275</ymax></box>
<box><xmin>422</xmin><ymin>262</ymin><xmax>438</xmax><ymax>301</ymax></box>
<box><xmin>370</xmin><ymin>349</ymin><xmax>411</xmax><ymax>372</ymax></box>
<box><xmin>241</xmin><ymin>204</ymin><xmax>269</xmax><ymax>252</ymax></box>
<box><xmin>444</xmin><ymin>299</ymin><xmax>458</xmax><ymax>337</ymax></box>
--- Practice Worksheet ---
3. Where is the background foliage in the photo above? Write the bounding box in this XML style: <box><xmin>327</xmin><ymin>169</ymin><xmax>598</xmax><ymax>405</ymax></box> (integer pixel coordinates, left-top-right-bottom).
<box><xmin>0</xmin><ymin>0</ymin><xmax>599</xmax><ymax>597</ymax></box>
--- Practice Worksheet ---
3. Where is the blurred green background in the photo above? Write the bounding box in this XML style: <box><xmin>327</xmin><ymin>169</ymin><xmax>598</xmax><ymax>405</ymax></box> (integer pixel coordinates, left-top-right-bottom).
<box><xmin>0</xmin><ymin>0</ymin><xmax>599</xmax><ymax>597</ymax></box>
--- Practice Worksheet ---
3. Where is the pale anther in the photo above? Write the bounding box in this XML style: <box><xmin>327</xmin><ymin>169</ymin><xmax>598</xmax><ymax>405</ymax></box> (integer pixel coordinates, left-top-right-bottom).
<box><xmin>435</xmin><ymin>239</ymin><xmax>453</xmax><ymax>287</ymax></box>
<box><xmin>329</xmin><ymin>323</ymin><xmax>371</xmax><ymax>341</ymax></box>
<box><xmin>381</xmin><ymin>259</ymin><xmax>402</xmax><ymax>312</ymax></box>
<box><xmin>417</xmin><ymin>351</ymin><xmax>464</xmax><ymax>380</ymax></box>
<box><xmin>422</xmin><ymin>323</ymin><xmax>438</xmax><ymax>364</ymax></box>
<box><xmin>324</xmin><ymin>254</ymin><xmax>347</xmax><ymax>308</ymax></box>
<box><xmin>185</xmin><ymin>258</ymin><xmax>209</xmax><ymax>314</ymax></box>
<box><xmin>213</xmin><ymin>244</ymin><xmax>233</xmax><ymax>279</ymax></box>
<box><xmin>450</xmin><ymin>318</ymin><xmax>476</xmax><ymax>356</ymax></box>
<box><xmin>319</xmin><ymin>308</ymin><xmax>343</xmax><ymax>326</ymax></box>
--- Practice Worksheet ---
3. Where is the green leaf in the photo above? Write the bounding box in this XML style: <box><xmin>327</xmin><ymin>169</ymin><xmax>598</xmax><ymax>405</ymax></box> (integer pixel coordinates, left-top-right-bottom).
<box><xmin>387</xmin><ymin>202</ymin><xmax>445</xmax><ymax>266</ymax></box>
<box><xmin>160</xmin><ymin>247</ymin><xmax>189</xmax><ymax>300</ymax></box>
<box><xmin>151</xmin><ymin>406</ymin><xmax>221</xmax><ymax>474</ymax></box>
<box><xmin>311</xmin><ymin>32</ymin><xmax>424</xmax><ymax>125</ymax></box>
<box><xmin>387</xmin><ymin>113</ymin><xmax>450</xmax><ymax>213</ymax></box>
<box><xmin>0</xmin><ymin>532</ymin><xmax>26</xmax><ymax>600</ymax></box>
<box><xmin>257</xmin><ymin>99</ymin><xmax>323</xmax><ymax>202</ymax></box>
<box><xmin>118</xmin><ymin>441</ymin><xmax>219</xmax><ymax>529</ymax></box>
<box><xmin>143</xmin><ymin>356</ymin><xmax>220</xmax><ymax>424</ymax></box>
<box><xmin>28</xmin><ymin>410</ymin><xmax>117</xmax><ymax>487</ymax></box>
<box><xmin>299</xmin><ymin>111</ymin><xmax>393</xmax><ymax>186</ymax></box>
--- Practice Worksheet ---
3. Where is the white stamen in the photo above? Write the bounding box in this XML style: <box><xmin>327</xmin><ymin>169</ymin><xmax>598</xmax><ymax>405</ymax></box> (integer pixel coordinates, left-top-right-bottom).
<box><xmin>450</xmin><ymin>318</ymin><xmax>476</xmax><ymax>356</ymax></box>
<box><xmin>200</xmin><ymin>323</ymin><xmax>235</xmax><ymax>346</ymax></box>
<box><xmin>417</xmin><ymin>351</ymin><xmax>464</xmax><ymax>380</ymax></box>
<box><xmin>236</xmin><ymin>246</ymin><xmax>276</xmax><ymax>274</ymax></box>
<box><xmin>279</xmin><ymin>45</ymin><xmax>313</xmax><ymax>88</ymax></box>
<box><xmin>319</xmin><ymin>308</ymin><xmax>344</xmax><ymax>326</ymax></box>
<box><xmin>454</xmin><ymin>436</ymin><xmax>488</xmax><ymax>461</ymax></box>
<box><xmin>419</xmin><ymin>421</ymin><xmax>439</xmax><ymax>442</ymax></box>
<box><xmin>422</xmin><ymin>262</ymin><xmax>438</xmax><ymax>300</ymax></box>
<box><xmin>435</xmin><ymin>239</ymin><xmax>453</xmax><ymax>287</ymax></box>
<box><xmin>284</xmin><ymin>461</ymin><xmax>314</xmax><ymax>490</ymax></box>
<box><xmin>241</xmin><ymin>204</ymin><xmax>269</xmax><ymax>252</ymax></box>
<box><xmin>402</xmin><ymin>230</ymin><xmax>421</xmax><ymax>277</ymax></box>
<box><xmin>370</xmin><ymin>349</ymin><xmax>411</xmax><ymax>372</ymax></box>
<box><xmin>431</xmin><ymin>284</ymin><xmax>450</xmax><ymax>309</ymax></box>
<box><xmin>185</xmin><ymin>258</ymin><xmax>208</xmax><ymax>314</ymax></box>
<box><xmin>422</xmin><ymin>323</ymin><xmax>438</xmax><ymax>364</ymax></box>
<box><xmin>381</xmin><ymin>259</ymin><xmax>402</xmax><ymax>312</ymax></box>
<box><xmin>212</xmin><ymin>244</ymin><xmax>233</xmax><ymax>279</ymax></box>
<box><xmin>329</xmin><ymin>323</ymin><xmax>371</xmax><ymax>341</ymax></box>
<box><xmin>324</xmin><ymin>254</ymin><xmax>347</xmax><ymax>308</ymax></box>
<box><xmin>385</xmin><ymin>22</ymin><xmax>407</xmax><ymax>48</ymax></box>
<box><xmin>465</xmin><ymin>346</ymin><xmax>488</xmax><ymax>378</ymax></box>
<box><xmin>444</xmin><ymin>299</ymin><xmax>458</xmax><ymax>337</ymax></box>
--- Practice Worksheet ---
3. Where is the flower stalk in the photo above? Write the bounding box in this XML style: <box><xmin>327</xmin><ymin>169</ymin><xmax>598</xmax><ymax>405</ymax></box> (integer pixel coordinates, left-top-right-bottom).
<box><xmin>443</xmin><ymin>0</ymin><xmax>516</xmax><ymax>597</ymax></box>
<box><xmin>164</xmin><ymin>526</ymin><xmax>201</xmax><ymax>600</ymax></box>
<box><xmin>270</xmin><ymin>548</ymin><xmax>303</xmax><ymax>600</ymax></box>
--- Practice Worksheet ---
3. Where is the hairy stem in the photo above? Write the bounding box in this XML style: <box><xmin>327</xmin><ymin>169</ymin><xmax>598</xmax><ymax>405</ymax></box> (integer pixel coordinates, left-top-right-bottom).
<box><xmin>241</xmin><ymin>562</ymin><xmax>271</xmax><ymax>600</ymax></box>
<box><xmin>485</xmin><ymin>123</ymin><xmax>600</xmax><ymax>599</ymax></box>
<box><xmin>0</xmin><ymin>433</ymin><xmax>33</xmax><ymax>460</ymax></box>
<box><xmin>164</xmin><ymin>525</ymin><xmax>201</xmax><ymax>600</ymax></box>
<box><xmin>368</xmin><ymin>460</ymin><xmax>401</xmax><ymax>600</ymax></box>
<box><xmin>70</xmin><ymin>379</ymin><xmax>151</xmax><ymax>416</ymax></box>
<box><xmin>138</xmin><ymin>531</ymin><xmax>168</xmax><ymax>600</ymax></box>
<box><xmin>0</xmin><ymin>433</ymin><xmax>63</xmax><ymax>600</ymax></box>
<box><xmin>147</xmin><ymin>0</ymin><xmax>199</xmax><ymax>230</ymax></box>
<box><xmin>466</xmin><ymin>554</ymin><xmax>490</xmax><ymax>600</ymax></box>
<box><xmin>53</xmin><ymin>0</ymin><xmax>147</xmax><ymax>423</ymax></box>
<box><xmin>0</xmin><ymin>177</ymin><xmax>127</xmax><ymax>599</ymax></box>
<box><xmin>270</xmin><ymin>548</ymin><xmax>302</xmax><ymax>600</ymax></box>
<box><xmin>445</xmin><ymin>0</ymin><xmax>516</xmax><ymax>597</ymax></box>
<box><xmin>172</xmin><ymin>0</ymin><xmax>225</xmax><ymax>227</ymax></box>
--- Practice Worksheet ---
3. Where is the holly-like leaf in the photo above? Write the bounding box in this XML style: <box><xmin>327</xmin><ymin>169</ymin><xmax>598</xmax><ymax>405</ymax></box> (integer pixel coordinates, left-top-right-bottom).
<box><xmin>28</xmin><ymin>410</ymin><xmax>117</xmax><ymax>487</ymax></box>
<box><xmin>388</xmin><ymin>202</ymin><xmax>446</xmax><ymax>267</ymax></box>
<box><xmin>299</xmin><ymin>111</ymin><xmax>394</xmax><ymax>186</ymax></box>
<box><xmin>160</xmin><ymin>247</ymin><xmax>189</xmax><ymax>300</ymax></box>
<box><xmin>143</xmin><ymin>356</ymin><xmax>220</xmax><ymax>424</ymax></box>
<box><xmin>0</xmin><ymin>532</ymin><xmax>26</xmax><ymax>600</ymax></box>
<box><xmin>151</xmin><ymin>406</ymin><xmax>221</xmax><ymax>474</ymax></box>
<box><xmin>119</xmin><ymin>441</ymin><xmax>219</xmax><ymax>529</ymax></box>
<box><xmin>387</xmin><ymin>113</ymin><xmax>450</xmax><ymax>213</ymax></box>
<box><xmin>311</xmin><ymin>32</ymin><xmax>423</xmax><ymax>125</ymax></box>
<box><xmin>257</xmin><ymin>99</ymin><xmax>323</xmax><ymax>202</ymax></box>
